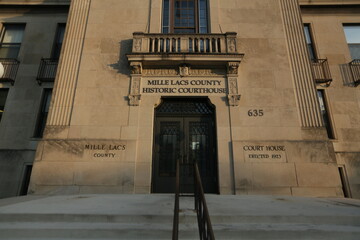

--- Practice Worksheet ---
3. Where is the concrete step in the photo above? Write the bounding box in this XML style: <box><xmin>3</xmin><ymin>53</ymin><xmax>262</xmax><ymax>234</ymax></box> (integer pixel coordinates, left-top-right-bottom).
<box><xmin>0</xmin><ymin>194</ymin><xmax>359</xmax><ymax>239</ymax></box>
<box><xmin>0</xmin><ymin>222</ymin><xmax>359</xmax><ymax>239</ymax></box>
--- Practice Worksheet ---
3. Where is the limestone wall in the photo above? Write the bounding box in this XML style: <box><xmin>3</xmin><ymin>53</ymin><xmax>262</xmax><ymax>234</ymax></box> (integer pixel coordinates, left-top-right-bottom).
<box><xmin>29</xmin><ymin>0</ymin><xmax>356</xmax><ymax>197</ymax></box>
<box><xmin>301</xmin><ymin>5</ymin><xmax>360</xmax><ymax>198</ymax></box>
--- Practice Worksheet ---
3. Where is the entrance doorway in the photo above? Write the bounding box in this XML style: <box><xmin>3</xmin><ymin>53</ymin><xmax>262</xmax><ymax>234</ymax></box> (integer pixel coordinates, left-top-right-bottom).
<box><xmin>152</xmin><ymin>98</ymin><xmax>218</xmax><ymax>194</ymax></box>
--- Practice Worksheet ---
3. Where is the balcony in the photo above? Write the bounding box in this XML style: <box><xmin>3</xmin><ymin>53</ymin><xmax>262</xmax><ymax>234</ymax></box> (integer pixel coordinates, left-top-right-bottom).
<box><xmin>36</xmin><ymin>58</ymin><xmax>59</xmax><ymax>85</ymax></box>
<box><xmin>349</xmin><ymin>59</ymin><xmax>360</xmax><ymax>87</ymax></box>
<box><xmin>0</xmin><ymin>58</ymin><xmax>20</xmax><ymax>85</ymax></box>
<box><xmin>311</xmin><ymin>59</ymin><xmax>332</xmax><ymax>85</ymax></box>
<box><xmin>127</xmin><ymin>32</ymin><xmax>244</xmax><ymax>67</ymax></box>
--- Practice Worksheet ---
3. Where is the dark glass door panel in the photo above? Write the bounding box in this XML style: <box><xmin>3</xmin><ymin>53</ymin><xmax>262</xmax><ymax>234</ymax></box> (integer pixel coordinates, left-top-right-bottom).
<box><xmin>153</xmin><ymin>118</ymin><xmax>183</xmax><ymax>193</ymax></box>
<box><xmin>153</xmin><ymin>100</ymin><xmax>218</xmax><ymax>194</ymax></box>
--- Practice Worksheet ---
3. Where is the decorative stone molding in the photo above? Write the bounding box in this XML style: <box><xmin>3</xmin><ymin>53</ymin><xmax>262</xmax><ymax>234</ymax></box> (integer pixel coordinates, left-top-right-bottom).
<box><xmin>227</xmin><ymin>76</ymin><xmax>240</xmax><ymax>106</ymax></box>
<box><xmin>133</xmin><ymin>38</ymin><xmax>142</xmax><ymax>52</ymax></box>
<box><xmin>143</xmin><ymin>69</ymin><xmax>178</xmax><ymax>76</ymax></box>
<box><xmin>142</xmin><ymin>68</ymin><xmax>223</xmax><ymax>76</ymax></box>
<box><xmin>130</xmin><ymin>62</ymin><xmax>142</xmax><ymax>75</ymax></box>
<box><xmin>129</xmin><ymin>94</ymin><xmax>141</xmax><ymax>106</ymax></box>
<box><xmin>227</xmin><ymin>62</ymin><xmax>240</xmax><ymax>75</ymax></box>
<box><xmin>179</xmin><ymin>64</ymin><xmax>190</xmax><ymax>77</ymax></box>
<box><xmin>128</xmin><ymin>76</ymin><xmax>141</xmax><ymax>106</ymax></box>
<box><xmin>228</xmin><ymin>94</ymin><xmax>241</xmax><ymax>106</ymax></box>
<box><xmin>227</xmin><ymin>38</ymin><xmax>237</xmax><ymax>53</ymax></box>
<box><xmin>228</xmin><ymin>77</ymin><xmax>238</xmax><ymax>95</ymax></box>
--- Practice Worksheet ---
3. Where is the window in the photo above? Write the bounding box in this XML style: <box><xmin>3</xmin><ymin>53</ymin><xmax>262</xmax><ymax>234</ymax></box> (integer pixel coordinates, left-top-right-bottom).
<box><xmin>343</xmin><ymin>25</ymin><xmax>360</xmax><ymax>59</ymax></box>
<box><xmin>34</xmin><ymin>89</ymin><xmax>52</xmax><ymax>138</ymax></box>
<box><xmin>0</xmin><ymin>24</ymin><xmax>25</xmax><ymax>58</ymax></box>
<box><xmin>162</xmin><ymin>0</ymin><xmax>209</xmax><ymax>34</ymax></box>
<box><xmin>317</xmin><ymin>89</ymin><xmax>334</xmax><ymax>139</ymax></box>
<box><xmin>52</xmin><ymin>23</ymin><xmax>66</xmax><ymax>59</ymax></box>
<box><xmin>0</xmin><ymin>89</ymin><xmax>9</xmax><ymax>122</ymax></box>
<box><xmin>19</xmin><ymin>165</ymin><xmax>32</xmax><ymax>196</ymax></box>
<box><xmin>304</xmin><ymin>24</ymin><xmax>316</xmax><ymax>60</ymax></box>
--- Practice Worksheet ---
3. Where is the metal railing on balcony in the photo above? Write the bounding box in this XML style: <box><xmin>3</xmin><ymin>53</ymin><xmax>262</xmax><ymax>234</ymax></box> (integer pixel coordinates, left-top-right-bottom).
<box><xmin>36</xmin><ymin>58</ymin><xmax>59</xmax><ymax>85</ymax></box>
<box><xmin>349</xmin><ymin>59</ymin><xmax>360</xmax><ymax>87</ymax></box>
<box><xmin>0</xmin><ymin>58</ymin><xmax>20</xmax><ymax>85</ymax></box>
<box><xmin>311</xmin><ymin>59</ymin><xmax>332</xmax><ymax>85</ymax></box>
<box><xmin>132</xmin><ymin>32</ymin><xmax>238</xmax><ymax>54</ymax></box>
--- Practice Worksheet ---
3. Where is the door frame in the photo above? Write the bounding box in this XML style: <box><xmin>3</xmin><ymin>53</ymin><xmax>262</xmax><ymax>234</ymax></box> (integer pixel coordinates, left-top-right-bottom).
<box><xmin>151</xmin><ymin>97</ymin><xmax>219</xmax><ymax>193</ymax></box>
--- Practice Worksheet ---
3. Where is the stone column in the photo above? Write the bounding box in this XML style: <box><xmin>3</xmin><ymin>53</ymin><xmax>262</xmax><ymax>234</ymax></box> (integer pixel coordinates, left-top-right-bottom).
<box><xmin>279</xmin><ymin>0</ymin><xmax>323</xmax><ymax>127</ymax></box>
<box><xmin>47</xmin><ymin>0</ymin><xmax>92</xmax><ymax>126</ymax></box>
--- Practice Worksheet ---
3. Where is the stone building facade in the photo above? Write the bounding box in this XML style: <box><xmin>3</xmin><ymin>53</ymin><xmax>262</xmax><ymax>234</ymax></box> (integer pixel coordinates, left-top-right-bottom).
<box><xmin>0</xmin><ymin>0</ymin><xmax>359</xmax><ymax>199</ymax></box>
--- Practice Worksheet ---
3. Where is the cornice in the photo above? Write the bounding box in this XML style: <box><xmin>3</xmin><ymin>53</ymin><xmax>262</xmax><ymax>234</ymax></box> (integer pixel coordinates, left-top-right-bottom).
<box><xmin>0</xmin><ymin>0</ymin><xmax>70</xmax><ymax>6</ymax></box>
<box><xmin>299</xmin><ymin>0</ymin><xmax>360</xmax><ymax>6</ymax></box>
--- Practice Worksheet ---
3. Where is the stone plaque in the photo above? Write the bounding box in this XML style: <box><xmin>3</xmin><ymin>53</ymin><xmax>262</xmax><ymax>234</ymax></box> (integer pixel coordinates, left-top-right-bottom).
<box><xmin>83</xmin><ymin>143</ymin><xmax>126</xmax><ymax>160</ymax></box>
<box><xmin>141</xmin><ymin>77</ymin><xmax>227</xmax><ymax>95</ymax></box>
<box><xmin>242</xmin><ymin>142</ymin><xmax>287</xmax><ymax>162</ymax></box>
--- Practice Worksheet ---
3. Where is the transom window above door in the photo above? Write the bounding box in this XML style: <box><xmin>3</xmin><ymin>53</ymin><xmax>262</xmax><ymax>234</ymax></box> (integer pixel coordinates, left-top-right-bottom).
<box><xmin>162</xmin><ymin>0</ymin><xmax>209</xmax><ymax>34</ymax></box>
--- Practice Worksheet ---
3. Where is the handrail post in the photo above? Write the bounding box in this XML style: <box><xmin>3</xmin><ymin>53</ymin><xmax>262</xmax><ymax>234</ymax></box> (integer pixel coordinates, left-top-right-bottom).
<box><xmin>194</xmin><ymin>161</ymin><xmax>215</xmax><ymax>240</ymax></box>
<box><xmin>172</xmin><ymin>158</ymin><xmax>180</xmax><ymax>240</ymax></box>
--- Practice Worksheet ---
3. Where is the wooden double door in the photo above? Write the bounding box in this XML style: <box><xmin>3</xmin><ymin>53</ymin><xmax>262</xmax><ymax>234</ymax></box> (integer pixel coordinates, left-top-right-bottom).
<box><xmin>152</xmin><ymin>98</ymin><xmax>218</xmax><ymax>193</ymax></box>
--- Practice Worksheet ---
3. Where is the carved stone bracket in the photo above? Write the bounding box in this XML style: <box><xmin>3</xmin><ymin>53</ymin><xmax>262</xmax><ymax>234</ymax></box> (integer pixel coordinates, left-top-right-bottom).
<box><xmin>130</xmin><ymin>61</ymin><xmax>142</xmax><ymax>75</ymax></box>
<box><xmin>128</xmin><ymin>76</ymin><xmax>141</xmax><ymax>106</ymax></box>
<box><xmin>227</xmin><ymin>76</ymin><xmax>240</xmax><ymax>106</ymax></box>
<box><xmin>227</xmin><ymin>62</ymin><xmax>240</xmax><ymax>75</ymax></box>
<box><xmin>129</xmin><ymin>94</ymin><xmax>141</xmax><ymax>106</ymax></box>
<box><xmin>228</xmin><ymin>94</ymin><xmax>241</xmax><ymax>106</ymax></box>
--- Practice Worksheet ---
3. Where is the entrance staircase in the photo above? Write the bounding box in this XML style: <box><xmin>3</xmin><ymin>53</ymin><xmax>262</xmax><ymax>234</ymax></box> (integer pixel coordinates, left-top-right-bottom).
<box><xmin>0</xmin><ymin>194</ymin><xmax>359</xmax><ymax>239</ymax></box>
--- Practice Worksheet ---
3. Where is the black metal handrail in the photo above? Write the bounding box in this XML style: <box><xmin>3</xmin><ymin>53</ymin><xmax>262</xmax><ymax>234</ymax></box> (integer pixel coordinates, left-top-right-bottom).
<box><xmin>194</xmin><ymin>162</ymin><xmax>215</xmax><ymax>240</ymax></box>
<box><xmin>311</xmin><ymin>58</ymin><xmax>332</xmax><ymax>85</ymax></box>
<box><xmin>0</xmin><ymin>58</ymin><xmax>20</xmax><ymax>85</ymax></box>
<box><xmin>36</xmin><ymin>58</ymin><xmax>59</xmax><ymax>85</ymax></box>
<box><xmin>172</xmin><ymin>159</ymin><xmax>180</xmax><ymax>240</ymax></box>
<box><xmin>349</xmin><ymin>59</ymin><xmax>360</xmax><ymax>87</ymax></box>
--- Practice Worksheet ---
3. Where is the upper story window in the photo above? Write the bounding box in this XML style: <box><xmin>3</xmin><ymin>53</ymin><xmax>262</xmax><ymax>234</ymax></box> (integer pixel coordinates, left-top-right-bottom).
<box><xmin>0</xmin><ymin>88</ymin><xmax>9</xmax><ymax>123</ymax></box>
<box><xmin>317</xmin><ymin>89</ymin><xmax>334</xmax><ymax>139</ymax></box>
<box><xmin>0</xmin><ymin>24</ymin><xmax>25</xmax><ymax>59</ymax></box>
<box><xmin>34</xmin><ymin>88</ymin><xmax>52</xmax><ymax>138</ymax></box>
<box><xmin>162</xmin><ymin>0</ymin><xmax>209</xmax><ymax>34</ymax></box>
<box><xmin>343</xmin><ymin>25</ymin><xmax>360</xmax><ymax>59</ymax></box>
<box><xmin>52</xmin><ymin>23</ymin><xmax>66</xmax><ymax>59</ymax></box>
<box><xmin>304</xmin><ymin>24</ymin><xmax>316</xmax><ymax>60</ymax></box>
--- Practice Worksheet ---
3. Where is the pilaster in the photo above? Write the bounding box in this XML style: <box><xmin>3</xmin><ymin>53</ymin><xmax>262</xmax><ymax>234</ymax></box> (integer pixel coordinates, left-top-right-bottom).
<box><xmin>47</xmin><ymin>0</ymin><xmax>91</xmax><ymax>126</ymax></box>
<box><xmin>279</xmin><ymin>0</ymin><xmax>323</xmax><ymax>127</ymax></box>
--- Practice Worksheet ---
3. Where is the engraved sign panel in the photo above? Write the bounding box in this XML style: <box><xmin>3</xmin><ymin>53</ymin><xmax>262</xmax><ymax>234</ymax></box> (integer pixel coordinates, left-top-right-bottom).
<box><xmin>141</xmin><ymin>77</ymin><xmax>227</xmax><ymax>96</ymax></box>
<box><xmin>242</xmin><ymin>142</ymin><xmax>287</xmax><ymax>163</ymax></box>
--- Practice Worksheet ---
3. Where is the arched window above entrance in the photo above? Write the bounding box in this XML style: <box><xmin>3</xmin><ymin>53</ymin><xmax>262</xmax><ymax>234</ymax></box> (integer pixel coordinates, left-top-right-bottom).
<box><xmin>162</xmin><ymin>0</ymin><xmax>209</xmax><ymax>34</ymax></box>
<box><xmin>156</xmin><ymin>98</ymin><xmax>214</xmax><ymax>116</ymax></box>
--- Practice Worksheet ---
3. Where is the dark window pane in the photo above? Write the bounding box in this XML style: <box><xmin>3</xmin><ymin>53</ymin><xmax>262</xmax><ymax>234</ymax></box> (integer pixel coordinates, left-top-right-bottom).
<box><xmin>0</xmin><ymin>89</ymin><xmax>9</xmax><ymax>123</ymax></box>
<box><xmin>348</xmin><ymin>44</ymin><xmax>360</xmax><ymax>59</ymax></box>
<box><xmin>344</xmin><ymin>25</ymin><xmax>360</xmax><ymax>60</ymax></box>
<box><xmin>303</xmin><ymin>25</ymin><xmax>316</xmax><ymax>60</ymax></box>
<box><xmin>52</xmin><ymin>24</ymin><xmax>66</xmax><ymax>59</ymax></box>
<box><xmin>317</xmin><ymin>90</ymin><xmax>334</xmax><ymax>139</ymax></box>
<box><xmin>163</xmin><ymin>0</ymin><xmax>208</xmax><ymax>33</ymax></box>
<box><xmin>34</xmin><ymin>89</ymin><xmax>53</xmax><ymax>138</ymax></box>
<box><xmin>0</xmin><ymin>45</ymin><xmax>21</xmax><ymax>58</ymax></box>
<box><xmin>0</xmin><ymin>24</ymin><xmax>25</xmax><ymax>59</ymax></box>
<box><xmin>162</xmin><ymin>0</ymin><xmax>170</xmax><ymax>33</ymax></box>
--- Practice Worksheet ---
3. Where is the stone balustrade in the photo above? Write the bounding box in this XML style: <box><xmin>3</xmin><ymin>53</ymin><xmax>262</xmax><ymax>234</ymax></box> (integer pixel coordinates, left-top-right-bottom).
<box><xmin>132</xmin><ymin>32</ymin><xmax>238</xmax><ymax>54</ymax></box>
